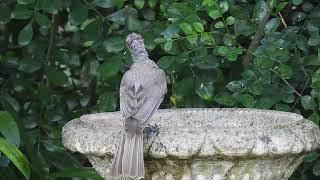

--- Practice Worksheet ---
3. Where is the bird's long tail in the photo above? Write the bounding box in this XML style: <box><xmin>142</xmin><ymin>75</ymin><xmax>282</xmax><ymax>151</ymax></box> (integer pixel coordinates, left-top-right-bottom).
<box><xmin>110</xmin><ymin>117</ymin><xmax>144</xmax><ymax>179</ymax></box>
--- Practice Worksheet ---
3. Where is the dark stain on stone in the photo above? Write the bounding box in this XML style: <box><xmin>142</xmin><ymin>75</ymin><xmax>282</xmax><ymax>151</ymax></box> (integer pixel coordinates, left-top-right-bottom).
<box><xmin>259</xmin><ymin>135</ymin><xmax>271</xmax><ymax>144</ymax></box>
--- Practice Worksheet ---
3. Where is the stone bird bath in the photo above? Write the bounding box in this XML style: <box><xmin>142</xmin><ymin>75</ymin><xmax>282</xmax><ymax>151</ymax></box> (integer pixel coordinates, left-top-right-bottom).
<box><xmin>62</xmin><ymin>108</ymin><xmax>320</xmax><ymax>179</ymax></box>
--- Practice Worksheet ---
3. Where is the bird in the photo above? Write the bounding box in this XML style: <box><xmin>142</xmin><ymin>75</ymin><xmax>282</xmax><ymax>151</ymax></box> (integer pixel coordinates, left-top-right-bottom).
<box><xmin>109</xmin><ymin>33</ymin><xmax>167</xmax><ymax>179</ymax></box>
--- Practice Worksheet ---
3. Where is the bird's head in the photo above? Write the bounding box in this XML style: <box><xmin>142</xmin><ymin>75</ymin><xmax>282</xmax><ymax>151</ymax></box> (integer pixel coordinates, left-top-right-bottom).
<box><xmin>126</xmin><ymin>33</ymin><xmax>148</xmax><ymax>62</ymax></box>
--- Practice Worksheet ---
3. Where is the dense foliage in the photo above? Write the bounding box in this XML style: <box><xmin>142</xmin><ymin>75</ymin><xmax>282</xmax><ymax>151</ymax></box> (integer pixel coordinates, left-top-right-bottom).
<box><xmin>0</xmin><ymin>0</ymin><xmax>320</xmax><ymax>179</ymax></box>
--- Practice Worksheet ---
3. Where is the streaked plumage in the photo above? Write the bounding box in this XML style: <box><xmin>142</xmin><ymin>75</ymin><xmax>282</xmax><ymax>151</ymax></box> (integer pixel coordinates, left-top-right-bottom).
<box><xmin>110</xmin><ymin>33</ymin><xmax>167</xmax><ymax>179</ymax></box>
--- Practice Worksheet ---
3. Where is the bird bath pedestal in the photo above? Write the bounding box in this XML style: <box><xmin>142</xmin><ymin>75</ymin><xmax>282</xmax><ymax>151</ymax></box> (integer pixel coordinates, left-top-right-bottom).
<box><xmin>62</xmin><ymin>108</ymin><xmax>320</xmax><ymax>180</ymax></box>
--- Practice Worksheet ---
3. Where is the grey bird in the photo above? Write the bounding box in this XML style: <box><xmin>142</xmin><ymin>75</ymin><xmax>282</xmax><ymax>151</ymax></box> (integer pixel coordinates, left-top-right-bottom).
<box><xmin>109</xmin><ymin>33</ymin><xmax>167</xmax><ymax>179</ymax></box>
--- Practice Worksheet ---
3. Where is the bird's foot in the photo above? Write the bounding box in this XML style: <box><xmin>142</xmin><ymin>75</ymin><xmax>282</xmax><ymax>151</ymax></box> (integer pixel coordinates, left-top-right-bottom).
<box><xmin>143</xmin><ymin>124</ymin><xmax>159</xmax><ymax>149</ymax></box>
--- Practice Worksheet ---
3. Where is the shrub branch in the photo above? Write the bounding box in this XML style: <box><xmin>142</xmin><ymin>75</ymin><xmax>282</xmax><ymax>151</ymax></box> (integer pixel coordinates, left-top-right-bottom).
<box><xmin>46</xmin><ymin>14</ymin><xmax>56</xmax><ymax>64</ymax></box>
<box><xmin>242</xmin><ymin>8</ymin><xmax>272</xmax><ymax>67</ymax></box>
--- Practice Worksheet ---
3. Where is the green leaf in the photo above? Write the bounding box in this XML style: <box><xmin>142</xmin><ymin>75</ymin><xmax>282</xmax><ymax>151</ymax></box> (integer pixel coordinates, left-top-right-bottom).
<box><xmin>18</xmin><ymin>24</ymin><xmax>33</xmax><ymax>46</ymax></box>
<box><xmin>148</xmin><ymin>0</ymin><xmax>158</xmax><ymax>8</ymax></box>
<box><xmin>0</xmin><ymin>137</ymin><xmax>30</xmax><ymax>179</ymax></box>
<box><xmin>239</xmin><ymin>94</ymin><xmax>254</xmax><ymax>108</ymax></box>
<box><xmin>295</xmin><ymin>34</ymin><xmax>308</xmax><ymax>52</ymax></box>
<box><xmin>39</xmin><ymin>0</ymin><xmax>61</xmax><ymax>14</ymax></box>
<box><xmin>302</xmin><ymin>2</ymin><xmax>313</xmax><ymax>12</ymax></box>
<box><xmin>164</xmin><ymin>24</ymin><xmax>180</xmax><ymax>39</ymax></box>
<box><xmin>43</xmin><ymin>150</ymin><xmax>82</xmax><ymax>169</ymax></box>
<box><xmin>98</xmin><ymin>92</ymin><xmax>118</xmax><ymax>112</ymax></box>
<box><xmin>200</xmin><ymin>32</ymin><xmax>215</xmax><ymax>45</ymax></box>
<box><xmin>103</xmin><ymin>36</ymin><xmax>126</xmax><ymax>52</ymax></box>
<box><xmin>69</xmin><ymin>7</ymin><xmax>88</xmax><ymax>25</ymax></box>
<box><xmin>215</xmin><ymin>92</ymin><xmax>236</xmax><ymax>106</ymax></box>
<box><xmin>11</xmin><ymin>4</ymin><xmax>33</xmax><ymax>19</ymax></box>
<box><xmin>92</xmin><ymin>0</ymin><xmax>114</xmax><ymax>8</ymax></box>
<box><xmin>276</xmin><ymin>2</ymin><xmax>288</xmax><ymax>12</ymax></box>
<box><xmin>267</xmin><ymin>0</ymin><xmax>277</xmax><ymax>7</ymax></box>
<box><xmin>164</xmin><ymin>40</ymin><xmax>173</xmax><ymax>52</ymax></box>
<box><xmin>186</xmin><ymin>33</ymin><xmax>198</xmax><ymax>44</ymax></box>
<box><xmin>134</xmin><ymin>0</ymin><xmax>145</xmax><ymax>9</ymax></box>
<box><xmin>312</xmin><ymin>69</ymin><xmax>320</xmax><ymax>90</ymax></box>
<box><xmin>305</xmin><ymin>152</ymin><xmax>320</xmax><ymax>162</ymax></box>
<box><xmin>292</xmin><ymin>0</ymin><xmax>302</xmax><ymax>5</ymax></box>
<box><xmin>142</xmin><ymin>9</ymin><xmax>156</xmax><ymax>20</ymax></box>
<box><xmin>308</xmin><ymin>33</ymin><xmax>320</xmax><ymax>46</ymax></box>
<box><xmin>253</xmin><ymin>0</ymin><xmax>269</xmax><ymax>23</ymax></box>
<box><xmin>217</xmin><ymin>46</ymin><xmax>229</xmax><ymax>56</ymax></box>
<box><xmin>217</xmin><ymin>46</ymin><xmax>242</xmax><ymax>61</ymax></box>
<box><xmin>17</xmin><ymin>0</ymin><xmax>35</xmax><ymax>4</ymax></box>
<box><xmin>154</xmin><ymin>38</ymin><xmax>166</xmax><ymax>44</ymax></box>
<box><xmin>193</xmin><ymin>22</ymin><xmax>204</xmax><ymax>33</ymax></box>
<box><xmin>202</xmin><ymin>0</ymin><xmax>215</xmax><ymax>6</ymax></box>
<box><xmin>255</xmin><ymin>42</ymin><xmax>289</xmax><ymax>62</ymax></box>
<box><xmin>82</xmin><ymin>56</ymin><xmax>99</xmax><ymax>77</ymax></box>
<box><xmin>214</xmin><ymin>21</ymin><xmax>225</xmax><ymax>29</ymax></box>
<box><xmin>81</xmin><ymin>19</ymin><xmax>103</xmax><ymax>43</ymax></box>
<box><xmin>11</xmin><ymin>78</ymin><xmax>28</xmax><ymax>93</ymax></box>
<box><xmin>255</xmin><ymin>97</ymin><xmax>276</xmax><ymax>109</ymax></box>
<box><xmin>179</xmin><ymin>23</ymin><xmax>193</xmax><ymax>34</ymax></box>
<box><xmin>219</xmin><ymin>1</ymin><xmax>229</xmax><ymax>13</ymax></box>
<box><xmin>292</xmin><ymin>11</ymin><xmax>306</xmax><ymax>24</ymax></box>
<box><xmin>192</xmin><ymin>55</ymin><xmax>219</xmax><ymax>69</ymax></box>
<box><xmin>234</xmin><ymin>20</ymin><xmax>256</xmax><ymax>36</ymax></box>
<box><xmin>0</xmin><ymin>6</ymin><xmax>11</xmax><ymax>24</ymax></box>
<box><xmin>0</xmin><ymin>112</ymin><xmax>20</xmax><ymax>146</ymax></box>
<box><xmin>265</xmin><ymin>18</ymin><xmax>280</xmax><ymax>33</ymax></box>
<box><xmin>115</xmin><ymin>0</ymin><xmax>125</xmax><ymax>8</ymax></box>
<box><xmin>157</xmin><ymin>56</ymin><xmax>174</xmax><ymax>70</ymax></box>
<box><xmin>34</xmin><ymin>13</ymin><xmax>50</xmax><ymax>28</ymax></box>
<box><xmin>50</xmin><ymin>167</ymin><xmax>103</xmax><ymax>179</ymax></box>
<box><xmin>195</xmin><ymin>77</ymin><xmax>214</xmax><ymax>101</ymax></box>
<box><xmin>254</xmin><ymin>56</ymin><xmax>273</xmax><ymax>70</ymax></box>
<box><xmin>225</xmin><ymin>16</ymin><xmax>235</xmax><ymax>25</ymax></box>
<box><xmin>107</xmin><ymin>7</ymin><xmax>138</xmax><ymax>25</ymax></box>
<box><xmin>97</xmin><ymin>55</ymin><xmax>121</xmax><ymax>80</ymax></box>
<box><xmin>3</xmin><ymin>95</ymin><xmax>21</xmax><ymax>112</ymax></box>
<box><xmin>18</xmin><ymin>56</ymin><xmax>42</xmax><ymax>73</ymax></box>
<box><xmin>127</xmin><ymin>16</ymin><xmax>143</xmax><ymax>31</ymax></box>
<box><xmin>301</xmin><ymin>95</ymin><xmax>317</xmax><ymax>110</ymax></box>
<box><xmin>281</xmin><ymin>93</ymin><xmax>294</xmax><ymax>103</ymax></box>
<box><xmin>275</xmin><ymin>104</ymin><xmax>290</xmax><ymax>112</ymax></box>
<box><xmin>277</xmin><ymin>64</ymin><xmax>292</xmax><ymax>79</ymax></box>
<box><xmin>42</xmin><ymin>139</ymin><xmax>64</xmax><ymax>152</ymax></box>
<box><xmin>47</xmin><ymin>67</ymin><xmax>69</xmax><ymax>87</ymax></box>
<box><xmin>313</xmin><ymin>160</ymin><xmax>320</xmax><ymax>176</ymax></box>
<box><xmin>84</xmin><ymin>41</ymin><xmax>94</xmax><ymax>47</ymax></box>
<box><xmin>308</xmin><ymin>113</ymin><xmax>320</xmax><ymax>124</ymax></box>
<box><xmin>208</xmin><ymin>10</ymin><xmax>222</xmax><ymax>20</ymax></box>
<box><xmin>172</xmin><ymin>77</ymin><xmax>194</xmax><ymax>107</ymax></box>
<box><xmin>226</xmin><ymin>81</ymin><xmax>246</xmax><ymax>92</ymax></box>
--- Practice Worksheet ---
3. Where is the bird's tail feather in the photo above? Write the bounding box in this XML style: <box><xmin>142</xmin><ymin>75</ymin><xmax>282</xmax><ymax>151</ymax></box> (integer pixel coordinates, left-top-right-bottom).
<box><xmin>110</xmin><ymin>119</ymin><xmax>144</xmax><ymax>179</ymax></box>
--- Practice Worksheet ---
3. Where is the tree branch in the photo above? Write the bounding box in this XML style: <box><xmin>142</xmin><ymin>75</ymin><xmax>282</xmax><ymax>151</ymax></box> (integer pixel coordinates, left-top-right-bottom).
<box><xmin>278</xmin><ymin>12</ymin><xmax>287</xmax><ymax>28</ymax></box>
<box><xmin>46</xmin><ymin>14</ymin><xmax>56</xmax><ymax>65</ymax></box>
<box><xmin>271</xmin><ymin>69</ymin><xmax>301</xmax><ymax>97</ymax></box>
<box><xmin>242</xmin><ymin>9</ymin><xmax>272</xmax><ymax>67</ymax></box>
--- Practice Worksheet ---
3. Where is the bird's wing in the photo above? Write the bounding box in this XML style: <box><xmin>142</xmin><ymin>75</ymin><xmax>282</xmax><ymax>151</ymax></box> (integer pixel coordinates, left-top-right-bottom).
<box><xmin>119</xmin><ymin>68</ymin><xmax>167</xmax><ymax>122</ymax></box>
<box><xmin>133</xmin><ymin>69</ymin><xmax>167</xmax><ymax>123</ymax></box>
<box><xmin>119</xmin><ymin>70</ymin><xmax>144</xmax><ymax>118</ymax></box>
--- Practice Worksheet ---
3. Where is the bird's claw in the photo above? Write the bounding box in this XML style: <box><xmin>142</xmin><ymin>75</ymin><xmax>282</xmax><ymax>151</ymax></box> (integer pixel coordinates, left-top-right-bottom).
<box><xmin>143</xmin><ymin>124</ymin><xmax>159</xmax><ymax>149</ymax></box>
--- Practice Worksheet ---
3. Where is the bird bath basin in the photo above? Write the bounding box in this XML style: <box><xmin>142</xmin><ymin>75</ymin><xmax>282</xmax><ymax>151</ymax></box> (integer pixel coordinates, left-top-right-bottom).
<box><xmin>62</xmin><ymin>108</ymin><xmax>320</xmax><ymax>180</ymax></box>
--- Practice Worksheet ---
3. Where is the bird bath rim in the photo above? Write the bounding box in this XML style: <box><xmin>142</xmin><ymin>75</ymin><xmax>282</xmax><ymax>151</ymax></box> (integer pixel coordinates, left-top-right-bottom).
<box><xmin>78</xmin><ymin>108</ymin><xmax>304</xmax><ymax>131</ymax></box>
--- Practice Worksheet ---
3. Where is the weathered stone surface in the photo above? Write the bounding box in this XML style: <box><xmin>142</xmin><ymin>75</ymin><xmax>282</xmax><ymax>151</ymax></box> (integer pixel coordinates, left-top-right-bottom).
<box><xmin>62</xmin><ymin>108</ymin><xmax>320</xmax><ymax>179</ymax></box>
